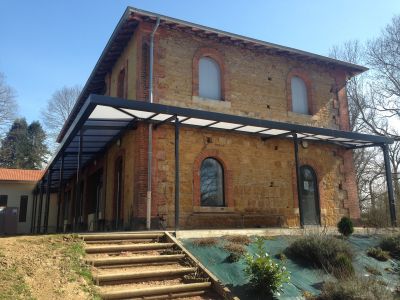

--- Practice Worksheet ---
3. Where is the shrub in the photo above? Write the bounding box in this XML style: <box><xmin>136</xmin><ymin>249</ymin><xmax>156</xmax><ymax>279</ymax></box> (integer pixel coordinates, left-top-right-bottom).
<box><xmin>192</xmin><ymin>237</ymin><xmax>219</xmax><ymax>247</ymax></box>
<box><xmin>380</xmin><ymin>234</ymin><xmax>400</xmax><ymax>259</ymax></box>
<box><xmin>223</xmin><ymin>242</ymin><xmax>246</xmax><ymax>263</ymax></box>
<box><xmin>367</xmin><ymin>247</ymin><xmax>390</xmax><ymax>261</ymax></box>
<box><xmin>244</xmin><ymin>237</ymin><xmax>290</xmax><ymax>297</ymax></box>
<box><xmin>276</xmin><ymin>252</ymin><xmax>287</xmax><ymax>261</ymax></box>
<box><xmin>337</xmin><ymin>216</ymin><xmax>354</xmax><ymax>237</ymax></box>
<box><xmin>286</xmin><ymin>235</ymin><xmax>354</xmax><ymax>278</ymax></box>
<box><xmin>223</xmin><ymin>235</ymin><xmax>252</xmax><ymax>245</ymax></box>
<box><xmin>316</xmin><ymin>277</ymin><xmax>394</xmax><ymax>300</ymax></box>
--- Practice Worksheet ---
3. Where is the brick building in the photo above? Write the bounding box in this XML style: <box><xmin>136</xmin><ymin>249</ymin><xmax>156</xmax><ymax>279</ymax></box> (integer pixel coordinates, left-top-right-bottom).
<box><xmin>31</xmin><ymin>7</ymin><xmax>395</xmax><ymax>233</ymax></box>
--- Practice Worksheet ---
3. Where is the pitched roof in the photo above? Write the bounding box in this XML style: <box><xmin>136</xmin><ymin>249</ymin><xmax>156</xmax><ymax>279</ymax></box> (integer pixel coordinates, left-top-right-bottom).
<box><xmin>0</xmin><ymin>168</ymin><xmax>44</xmax><ymax>182</ymax></box>
<box><xmin>57</xmin><ymin>7</ymin><xmax>368</xmax><ymax>144</ymax></box>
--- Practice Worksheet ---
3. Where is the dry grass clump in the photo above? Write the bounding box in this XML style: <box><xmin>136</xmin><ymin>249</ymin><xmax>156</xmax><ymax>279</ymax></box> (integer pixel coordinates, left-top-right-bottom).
<box><xmin>192</xmin><ymin>237</ymin><xmax>219</xmax><ymax>247</ymax></box>
<box><xmin>223</xmin><ymin>235</ymin><xmax>252</xmax><ymax>245</ymax></box>
<box><xmin>223</xmin><ymin>242</ymin><xmax>247</xmax><ymax>262</ymax></box>
<box><xmin>223</xmin><ymin>242</ymin><xmax>246</xmax><ymax>255</ymax></box>
<box><xmin>313</xmin><ymin>277</ymin><xmax>394</xmax><ymax>300</ymax></box>
<box><xmin>367</xmin><ymin>247</ymin><xmax>390</xmax><ymax>261</ymax></box>
<box><xmin>286</xmin><ymin>235</ymin><xmax>354</xmax><ymax>278</ymax></box>
<box><xmin>380</xmin><ymin>234</ymin><xmax>400</xmax><ymax>259</ymax></box>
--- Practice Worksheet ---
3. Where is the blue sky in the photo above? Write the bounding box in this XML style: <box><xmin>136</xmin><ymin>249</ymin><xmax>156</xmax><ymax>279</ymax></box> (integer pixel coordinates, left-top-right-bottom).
<box><xmin>0</xmin><ymin>0</ymin><xmax>399</xmax><ymax>123</ymax></box>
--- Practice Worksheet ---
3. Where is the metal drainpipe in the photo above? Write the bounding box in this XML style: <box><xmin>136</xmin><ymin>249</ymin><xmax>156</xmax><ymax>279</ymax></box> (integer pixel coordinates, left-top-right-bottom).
<box><xmin>146</xmin><ymin>17</ymin><xmax>160</xmax><ymax>230</ymax></box>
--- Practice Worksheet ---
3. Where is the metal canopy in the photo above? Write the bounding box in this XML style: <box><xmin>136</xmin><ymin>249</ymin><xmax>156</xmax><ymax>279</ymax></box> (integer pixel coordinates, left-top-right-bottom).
<box><xmin>43</xmin><ymin>94</ymin><xmax>393</xmax><ymax>188</ymax></box>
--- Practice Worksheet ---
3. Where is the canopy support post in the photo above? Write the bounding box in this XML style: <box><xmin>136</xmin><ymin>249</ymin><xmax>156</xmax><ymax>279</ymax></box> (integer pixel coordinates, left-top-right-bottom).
<box><xmin>44</xmin><ymin>171</ymin><xmax>52</xmax><ymax>233</ymax></box>
<box><xmin>74</xmin><ymin>130</ymin><xmax>83</xmax><ymax>232</ymax></box>
<box><xmin>56</xmin><ymin>155</ymin><xmax>64</xmax><ymax>233</ymax></box>
<box><xmin>36</xmin><ymin>180</ymin><xmax>44</xmax><ymax>233</ymax></box>
<box><xmin>292</xmin><ymin>133</ymin><xmax>304</xmax><ymax>227</ymax></box>
<box><xmin>175</xmin><ymin>117</ymin><xmax>180</xmax><ymax>232</ymax></box>
<box><xmin>382</xmin><ymin>144</ymin><xmax>397</xmax><ymax>226</ymax></box>
<box><xmin>30</xmin><ymin>186</ymin><xmax>37</xmax><ymax>233</ymax></box>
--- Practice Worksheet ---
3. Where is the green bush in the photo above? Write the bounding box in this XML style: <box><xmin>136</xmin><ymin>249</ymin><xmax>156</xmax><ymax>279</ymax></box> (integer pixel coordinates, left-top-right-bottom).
<box><xmin>367</xmin><ymin>247</ymin><xmax>390</xmax><ymax>261</ymax></box>
<box><xmin>380</xmin><ymin>234</ymin><xmax>400</xmax><ymax>259</ymax></box>
<box><xmin>244</xmin><ymin>237</ymin><xmax>290</xmax><ymax>297</ymax></box>
<box><xmin>337</xmin><ymin>216</ymin><xmax>354</xmax><ymax>237</ymax></box>
<box><xmin>286</xmin><ymin>235</ymin><xmax>354</xmax><ymax>278</ymax></box>
<box><xmin>315</xmin><ymin>277</ymin><xmax>394</xmax><ymax>300</ymax></box>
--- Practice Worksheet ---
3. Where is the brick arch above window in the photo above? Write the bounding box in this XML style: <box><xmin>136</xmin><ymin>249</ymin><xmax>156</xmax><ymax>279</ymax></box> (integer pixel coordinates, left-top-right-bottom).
<box><xmin>193</xmin><ymin>149</ymin><xmax>233</xmax><ymax>207</ymax></box>
<box><xmin>192</xmin><ymin>47</ymin><xmax>227</xmax><ymax>101</ymax></box>
<box><xmin>286</xmin><ymin>68</ymin><xmax>314</xmax><ymax>115</ymax></box>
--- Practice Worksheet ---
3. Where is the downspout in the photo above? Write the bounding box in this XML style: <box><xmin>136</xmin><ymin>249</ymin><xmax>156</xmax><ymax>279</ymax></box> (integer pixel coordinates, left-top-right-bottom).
<box><xmin>147</xmin><ymin>17</ymin><xmax>160</xmax><ymax>230</ymax></box>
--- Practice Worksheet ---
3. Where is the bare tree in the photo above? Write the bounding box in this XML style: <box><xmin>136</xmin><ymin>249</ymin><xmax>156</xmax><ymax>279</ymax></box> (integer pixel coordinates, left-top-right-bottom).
<box><xmin>330</xmin><ymin>16</ymin><xmax>400</xmax><ymax>224</ymax></box>
<box><xmin>41</xmin><ymin>85</ymin><xmax>81</xmax><ymax>149</ymax></box>
<box><xmin>0</xmin><ymin>72</ymin><xmax>18</xmax><ymax>135</ymax></box>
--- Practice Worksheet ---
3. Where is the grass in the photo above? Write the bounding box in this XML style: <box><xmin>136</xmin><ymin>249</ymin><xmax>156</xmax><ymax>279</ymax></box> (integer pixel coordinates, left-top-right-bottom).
<box><xmin>367</xmin><ymin>247</ymin><xmax>390</xmax><ymax>262</ymax></box>
<box><xmin>380</xmin><ymin>234</ymin><xmax>400</xmax><ymax>259</ymax></box>
<box><xmin>313</xmin><ymin>277</ymin><xmax>394</xmax><ymax>300</ymax></box>
<box><xmin>61</xmin><ymin>236</ymin><xmax>101</xmax><ymax>299</ymax></box>
<box><xmin>285</xmin><ymin>235</ymin><xmax>354</xmax><ymax>278</ymax></box>
<box><xmin>0</xmin><ymin>250</ymin><xmax>34</xmax><ymax>300</ymax></box>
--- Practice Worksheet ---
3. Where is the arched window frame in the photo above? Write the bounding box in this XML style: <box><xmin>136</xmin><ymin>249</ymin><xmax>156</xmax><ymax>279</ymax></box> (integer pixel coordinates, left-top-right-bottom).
<box><xmin>193</xmin><ymin>149</ymin><xmax>233</xmax><ymax>208</ymax></box>
<box><xmin>287</xmin><ymin>69</ymin><xmax>314</xmax><ymax>115</ymax></box>
<box><xmin>192</xmin><ymin>47</ymin><xmax>226</xmax><ymax>101</ymax></box>
<box><xmin>200</xmin><ymin>157</ymin><xmax>225</xmax><ymax>207</ymax></box>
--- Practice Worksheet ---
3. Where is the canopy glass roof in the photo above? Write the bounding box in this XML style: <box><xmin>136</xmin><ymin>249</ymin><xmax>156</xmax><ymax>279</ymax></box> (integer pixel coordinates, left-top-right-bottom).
<box><xmin>42</xmin><ymin>94</ymin><xmax>393</xmax><ymax>188</ymax></box>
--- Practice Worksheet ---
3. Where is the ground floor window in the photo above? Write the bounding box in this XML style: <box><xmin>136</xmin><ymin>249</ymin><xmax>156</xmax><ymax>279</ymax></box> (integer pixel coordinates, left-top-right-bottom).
<box><xmin>200</xmin><ymin>157</ymin><xmax>224</xmax><ymax>206</ymax></box>
<box><xmin>0</xmin><ymin>195</ymin><xmax>7</xmax><ymax>207</ymax></box>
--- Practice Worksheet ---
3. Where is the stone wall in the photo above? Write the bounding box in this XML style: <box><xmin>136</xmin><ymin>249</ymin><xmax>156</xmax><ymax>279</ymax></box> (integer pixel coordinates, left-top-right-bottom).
<box><xmin>60</xmin><ymin>21</ymin><xmax>361</xmax><ymax>229</ymax></box>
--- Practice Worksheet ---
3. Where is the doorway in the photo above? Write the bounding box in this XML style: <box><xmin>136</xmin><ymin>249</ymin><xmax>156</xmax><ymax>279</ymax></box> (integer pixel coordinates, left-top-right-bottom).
<box><xmin>300</xmin><ymin>165</ymin><xmax>320</xmax><ymax>225</ymax></box>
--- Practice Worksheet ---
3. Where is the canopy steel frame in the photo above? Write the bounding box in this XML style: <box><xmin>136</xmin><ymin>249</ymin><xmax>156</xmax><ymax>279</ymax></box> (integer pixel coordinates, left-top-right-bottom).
<box><xmin>39</xmin><ymin>94</ymin><xmax>396</xmax><ymax>230</ymax></box>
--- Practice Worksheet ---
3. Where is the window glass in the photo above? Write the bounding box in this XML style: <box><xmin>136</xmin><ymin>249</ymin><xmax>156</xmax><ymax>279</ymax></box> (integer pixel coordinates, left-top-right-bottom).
<box><xmin>19</xmin><ymin>195</ymin><xmax>28</xmax><ymax>222</ymax></box>
<box><xmin>0</xmin><ymin>195</ymin><xmax>7</xmax><ymax>207</ymax></box>
<box><xmin>291</xmin><ymin>76</ymin><xmax>309</xmax><ymax>114</ymax></box>
<box><xmin>199</xmin><ymin>57</ymin><xmax>222</xmax><ymax>100</ymax></box>
<box><xmin>200</xmin><ymin>158</ymin><xmax>224</xmax><ymax>206</ymax></box>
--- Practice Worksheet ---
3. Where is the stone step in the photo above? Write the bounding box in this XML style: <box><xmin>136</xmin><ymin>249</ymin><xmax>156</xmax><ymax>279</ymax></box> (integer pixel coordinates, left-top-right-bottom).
<box><xmin>86</xmin><ymin>254</ymin><xmax>185</xmax><ymax>267</ymax></box>
<box><xmin>79</xmin><ymin>232</ymin><xmax>164</xmax><ymax>241</ymax></box>
<box><xmin>99</xmin><ymin>282</ymin><xmax>211</xmax><ymax>299</ymax></box>
<box><xmin>84</xmin><ymin>238</ymin><xmax>155</xmax><ymax>244</ymax></box>
<box><xmin>94</xmin><ymin>267</ymin><xmax>197</xmax><ymax>284</ymax></box>
<box><xmin>85</xmin><ymin>242</ymin><xmax>174</xmax><ymax>254</ymax></box>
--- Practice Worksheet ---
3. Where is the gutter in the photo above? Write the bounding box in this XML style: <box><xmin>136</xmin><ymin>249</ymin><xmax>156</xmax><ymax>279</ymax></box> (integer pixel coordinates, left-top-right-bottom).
<box><xmin>146</xmin><ymin>17</ymin><xmax>160</xmax><ymax>230</ymax></box>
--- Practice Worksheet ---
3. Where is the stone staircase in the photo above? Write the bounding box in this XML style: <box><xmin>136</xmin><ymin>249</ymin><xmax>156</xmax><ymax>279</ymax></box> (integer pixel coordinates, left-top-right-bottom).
<box><xmin>79</xmin><ymin>232</ymin><xmax>223</xmax><ymax>300</ymax></box>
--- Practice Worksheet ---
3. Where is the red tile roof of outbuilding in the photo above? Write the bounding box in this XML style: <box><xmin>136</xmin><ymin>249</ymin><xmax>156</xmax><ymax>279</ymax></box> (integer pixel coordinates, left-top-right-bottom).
<box><xmin>0</xmin><ymin>168</ymin><xmax>44</xmax><ymax>182</ymax></box>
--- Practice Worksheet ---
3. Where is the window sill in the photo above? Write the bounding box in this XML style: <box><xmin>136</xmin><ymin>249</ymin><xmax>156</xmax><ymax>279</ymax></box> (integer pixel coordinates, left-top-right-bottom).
<box><xmin>287</xmin><ymin>111</ymin><xmax>321</xmax><ymax>122</ymax></box>
<box><xmin>192</xmin><ymin>96</ymin><xmax>231</xmax><ymax>108</ymax></box>
<box><xmin>193</xmin><ymin>206</ymin><xmax>234</xmax><ymax>213</ymax></box>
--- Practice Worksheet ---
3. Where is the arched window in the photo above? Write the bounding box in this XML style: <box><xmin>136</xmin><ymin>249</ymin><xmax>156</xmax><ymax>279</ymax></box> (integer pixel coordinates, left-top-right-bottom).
<box><xmin>199</xmin><ymin>57</ymin><xmax>222</xmax><ymax>100</ymax></box>
<box><xmin>117</xmin><ymin>68</ymin><xmax>125</xmax><ymax>98</ymax></box>
<box><xmin>300</xmin><ymin>165</ymin><xmax>320</xmax><ymax>225</ymax></box>
<box><xmin>200</xmin><ymin>158</ymin><xmax>224</xmax><ymax>206</ymax></box>
<box><xmin>291</xmin><ymin>76</ymin><xmax>309</xmax><ymax>114</ymax></box>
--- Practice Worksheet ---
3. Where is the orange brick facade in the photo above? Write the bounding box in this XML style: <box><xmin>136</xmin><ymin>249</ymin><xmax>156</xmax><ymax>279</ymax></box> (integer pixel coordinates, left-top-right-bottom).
<box><xmin>61</xmin><ymin>19</ymin><xmax>360</xmax><ymax>230</ymax></box>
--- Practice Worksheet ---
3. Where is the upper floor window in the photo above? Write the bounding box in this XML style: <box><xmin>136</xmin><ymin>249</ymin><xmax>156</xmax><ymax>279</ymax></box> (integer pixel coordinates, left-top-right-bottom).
<box><xmin>117</xmin><ymin>68</ymin><xmax>125</xmax><ymax>98</ymax></box>
<box><xmin>291</xmin><ymin>76</ymin><xmax>309</xmax><ymax>115</ymax></box>
<box><xmin>200</xmin><ymin>158</ymin><xmax>224</xmax><ymax>206</ymax></box>
<box><xmin>199</xmin><ymin>57</ymin><xmax>222</xmax><ymax>100</ymax></box>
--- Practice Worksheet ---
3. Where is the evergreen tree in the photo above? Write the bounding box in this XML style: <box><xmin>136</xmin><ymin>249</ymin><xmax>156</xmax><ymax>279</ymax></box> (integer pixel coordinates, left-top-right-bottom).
<box><xmin>0</xmin><ymin>118</ymin><xmax>49</xmax><ymax>169</ymax></box>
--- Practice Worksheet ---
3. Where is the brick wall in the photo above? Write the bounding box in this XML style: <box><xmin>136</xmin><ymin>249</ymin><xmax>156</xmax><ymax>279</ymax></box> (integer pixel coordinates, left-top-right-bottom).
<box><xmin>61</xmin><ymin>21</ymin><xmax>361</xmax><ymax>229</ymax></box>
